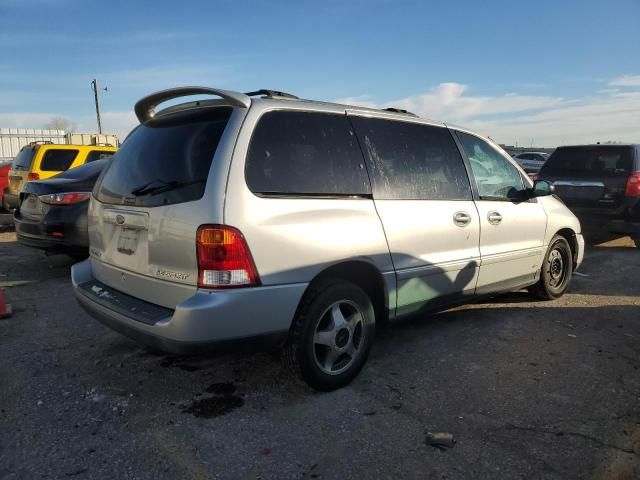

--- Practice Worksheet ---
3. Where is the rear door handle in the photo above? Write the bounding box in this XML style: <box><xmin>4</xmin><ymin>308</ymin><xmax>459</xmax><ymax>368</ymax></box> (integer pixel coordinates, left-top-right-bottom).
<box><xmin>487</xmin><ymin>211</ymin><xmax>503</xmax><ymax>225</ymax></box>
<box><xmin>453</xmin><ymin>211</ymin><xmax>472</xmax><ymax>227</ymax></box>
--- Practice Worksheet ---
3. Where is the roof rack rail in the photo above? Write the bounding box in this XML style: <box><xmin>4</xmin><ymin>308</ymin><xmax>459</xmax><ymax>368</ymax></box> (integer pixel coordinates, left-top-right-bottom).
<box><xmin>245</xmin><ymin>89</ymin><xmax>299</xmax><ymax>100</ymax></box>
<box><xmin>383</xmin><ymin>107</ymin><xmax>417</xmax><ymax>117</ymax></box>
<box><xmin>94</xmin><ymin>142</ymin><xmax>115</xmax><ymax>147</ymax></box>
<box><xmin>26</xmin><ymin>140</ymin><xmax>54</xmax><ymax>146</ymax></box>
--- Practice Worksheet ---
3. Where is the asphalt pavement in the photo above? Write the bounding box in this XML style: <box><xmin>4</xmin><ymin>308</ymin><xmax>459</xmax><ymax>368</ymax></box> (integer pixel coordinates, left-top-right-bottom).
<box><xmin>1</xmin><ymin>231</ymin><xmax>638</xmax><ymax>479</ymax></box>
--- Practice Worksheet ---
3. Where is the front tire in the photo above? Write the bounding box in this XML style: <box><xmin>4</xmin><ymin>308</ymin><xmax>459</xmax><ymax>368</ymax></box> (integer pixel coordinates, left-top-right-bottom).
<box><xmin>285</xmin><ymin>279</ymin><xmax>375</xmax><ymax>391</ymax></box>
<box><xmin>529</xmin><ymin>235</ymin><xmax>573</xmax><ymax>300</ymax></box>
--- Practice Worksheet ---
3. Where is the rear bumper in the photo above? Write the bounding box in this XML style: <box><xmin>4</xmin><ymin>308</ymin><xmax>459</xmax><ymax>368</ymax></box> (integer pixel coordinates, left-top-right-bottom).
<box><xmin>570</xmin><ymin>200</ymin><xmax>640</xmax><ymax>237</ymax></box>
<box><xmin>71</xmin><ymin>260</ymin><xmax>307</xmax><ymax>353</ymax></box>
<box><xmin>606</xmin><ymin>219</ymin><xmax>640</xmax><ymax>236</ymax></box>
<box><xmin>14</xmin><ymin>204</ymin><xmax>89</xmax><ymax>251</ymax></box>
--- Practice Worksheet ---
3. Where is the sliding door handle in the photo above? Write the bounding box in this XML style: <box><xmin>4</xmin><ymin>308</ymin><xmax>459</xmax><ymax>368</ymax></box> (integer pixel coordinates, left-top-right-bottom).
<box><xmin>487</xmin><ymin>211</ymin><xmax>503</xmax><ymax>225</ymax></box>
<box><xmin>453</xmin><ymin>211</ymin><xmax>472</xmax><ymax>227</ymax></box>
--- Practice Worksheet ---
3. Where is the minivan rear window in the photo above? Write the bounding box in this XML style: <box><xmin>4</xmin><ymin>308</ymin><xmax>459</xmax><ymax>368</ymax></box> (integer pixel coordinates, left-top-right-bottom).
<box><xmin>40</xmin><ymin>149</ymin><xmax>79</xmax><ymax>171</ymax></box>
<box><xmin>541</xmin><ymin>146</ymin><xmax>634</xmax><ymax>177</ymax></box>
<box><xmin>96</xmin><ymin>108</ymin><xmax>231</xmax><ymax>207</ymax></box>
<box><xmin>13</xmin><ymin>147</ymin><xmax>36</xmax><ymax>170</ymax></box>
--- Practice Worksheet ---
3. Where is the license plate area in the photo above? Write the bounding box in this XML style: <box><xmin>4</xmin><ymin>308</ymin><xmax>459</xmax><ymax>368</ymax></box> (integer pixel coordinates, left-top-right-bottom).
<box><xmin>117</xmin><ymin>227</ymin><xmax>140</xmax><ymax>255</ymax></box>
<box><xmin>9</xmin><ymin>177</ymin><xmax>22</xmax><ymax>192</ymax></box>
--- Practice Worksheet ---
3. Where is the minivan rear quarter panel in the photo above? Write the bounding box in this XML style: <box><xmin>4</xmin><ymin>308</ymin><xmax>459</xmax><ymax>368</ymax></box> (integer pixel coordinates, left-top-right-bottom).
<box><xmin>224</xmin><ymin>101</ymin><xmax>396</xmax><ymax>306</ymax></box>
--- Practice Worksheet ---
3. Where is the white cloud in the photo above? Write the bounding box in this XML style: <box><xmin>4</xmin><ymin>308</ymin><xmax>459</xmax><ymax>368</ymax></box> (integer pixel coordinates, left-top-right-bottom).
<box><xmin>609</xmin><ymin>75</ymin><xmax>640</xmax><ymax>87</ymax></box>
<box><xmin>338</xmin><ymin>82</ymin><xmax>564</xmax><ymax>123</ymax></box>
<box><xmin>336</xmin><ymin>80</ymin><xmax>640</xmax><ymax>146</ymax></box>
<box><xmin>0</xmin><ymin>112</ymin><xmax>60</xmax><ymax>128</ymax></box>
<box><xmin>3</xmin><ymin>76</ymin><xmax>639</xmax><ymax>148</ymax></box>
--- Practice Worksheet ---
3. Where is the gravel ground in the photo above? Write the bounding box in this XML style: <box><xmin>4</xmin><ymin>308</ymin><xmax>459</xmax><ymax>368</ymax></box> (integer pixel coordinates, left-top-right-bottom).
<box><xmin>1</xmin><ymin>231</ymin><xmax>639</xmax><ymax>480</ymax></box>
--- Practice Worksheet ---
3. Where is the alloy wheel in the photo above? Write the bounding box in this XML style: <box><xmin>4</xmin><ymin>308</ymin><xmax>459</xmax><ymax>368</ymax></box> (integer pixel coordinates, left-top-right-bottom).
<box><xmin>312</xmin><ymin>300</ymin><xmax>365</xmax><ymax>376</ymax></box>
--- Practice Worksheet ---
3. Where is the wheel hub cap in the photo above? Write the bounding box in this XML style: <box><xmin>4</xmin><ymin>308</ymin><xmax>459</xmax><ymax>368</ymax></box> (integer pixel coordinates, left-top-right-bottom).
<box><xmin>312</xmin><ymin>300</ymin><xmax>365</xmax><ymax>376</ymax></box>
<box><xmin>547</xmin><ymin>248</ymin><xmax>567</xmax><ymax>287</ymax></box>
<box><xmin>549</xmin><ymin>250</ymin><xmax>563</xmax><ymax>279</ymax></box>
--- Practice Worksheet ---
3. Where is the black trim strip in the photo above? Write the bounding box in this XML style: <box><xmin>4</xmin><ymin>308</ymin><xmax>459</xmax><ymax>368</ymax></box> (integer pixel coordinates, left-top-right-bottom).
<box><xmin>77</xmin><ymin>280</ymin><xmax>173</xmax><ymax>325</ymax></box>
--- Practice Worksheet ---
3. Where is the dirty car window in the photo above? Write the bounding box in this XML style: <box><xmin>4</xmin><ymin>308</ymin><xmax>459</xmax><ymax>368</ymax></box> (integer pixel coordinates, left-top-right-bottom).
<box><xmin>246</xmin><ymin>111</ymin><xmax>371</xmax><ymax>196</ymax></box>
<box><xmin>351</xmin><ymin>117</ymin><xmax>472</xmax><ymax>200</ymax></box>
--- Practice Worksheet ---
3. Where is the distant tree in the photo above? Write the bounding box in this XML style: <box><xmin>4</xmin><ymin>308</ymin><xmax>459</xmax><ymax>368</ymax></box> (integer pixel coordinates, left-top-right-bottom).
<box><xmin>44</xmin><ymin>116</ymin><xmax>74</xmax><ymax>132</ymax></box>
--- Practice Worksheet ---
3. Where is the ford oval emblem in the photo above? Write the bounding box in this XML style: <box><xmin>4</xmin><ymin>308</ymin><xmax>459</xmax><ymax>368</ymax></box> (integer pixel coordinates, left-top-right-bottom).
<box><xmin>116</xmin><ymin>214</ymin><xmax>125</xmax><ymax>225</ymax></box>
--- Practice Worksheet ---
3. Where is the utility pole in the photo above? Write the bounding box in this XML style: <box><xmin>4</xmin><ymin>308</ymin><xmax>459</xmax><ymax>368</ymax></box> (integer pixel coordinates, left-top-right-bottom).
<box><xmin>90</xmin><ymin>79</ymin><xmax>106</xmax><ymax>134</ymax></box>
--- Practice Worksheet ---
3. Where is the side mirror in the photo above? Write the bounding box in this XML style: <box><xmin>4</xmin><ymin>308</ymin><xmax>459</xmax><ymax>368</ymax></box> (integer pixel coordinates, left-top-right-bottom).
<box><xmin>532</xmin><ymin>179</ymin><xmax>555</xmax><ymax>197</ymax></box>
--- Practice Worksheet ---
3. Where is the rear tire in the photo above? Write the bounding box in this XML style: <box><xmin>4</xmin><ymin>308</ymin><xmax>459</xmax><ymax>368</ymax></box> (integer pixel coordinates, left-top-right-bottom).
<box><xmin>528</xmin><ymin>235</ymin><xmax>573</xmax><ymax>300</ymax></box>
<box><xmin>284</xmin><ymin>279</ymin><xmax>375</xmax><ymax>391</ymax></box>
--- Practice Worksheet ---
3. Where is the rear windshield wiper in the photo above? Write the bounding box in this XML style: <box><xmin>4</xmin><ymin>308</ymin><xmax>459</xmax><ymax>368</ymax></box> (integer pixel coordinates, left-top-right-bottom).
<box><xmin>131</xmin><ymin>179</ymin><xmax>206</xmax><ymax>197</ymax></box>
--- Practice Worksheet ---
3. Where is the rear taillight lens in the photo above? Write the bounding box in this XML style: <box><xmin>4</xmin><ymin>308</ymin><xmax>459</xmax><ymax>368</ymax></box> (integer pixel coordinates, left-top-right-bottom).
<box><xmin>39</xmin><ymin>192</ymin><xmax>92</xmax><ymax>205</ymax></box>
<box><xmin>196</xmin><ymin>225</ymin><xmax>260</xmax><ymax>288</ymax></box>
<box><xmin>625</xmin><ymin>173</ymin><xmax>640</xmax><ymax>197</ymax></box>
<box><xmin>27</xmin><ymin>172</ymin><xmax>39</xmax><ymax>181</ymax></box>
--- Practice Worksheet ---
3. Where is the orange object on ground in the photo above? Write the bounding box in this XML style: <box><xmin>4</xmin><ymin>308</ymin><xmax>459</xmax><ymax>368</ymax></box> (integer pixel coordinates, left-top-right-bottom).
<box><xmin>0</xmin><ymin>289</ymin><xmax>12</xmax><ymax>318</ymax></box>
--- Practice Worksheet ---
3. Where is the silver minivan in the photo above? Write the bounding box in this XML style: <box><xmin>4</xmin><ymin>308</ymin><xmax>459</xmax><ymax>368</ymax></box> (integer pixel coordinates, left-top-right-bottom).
<box><xmin>72</xmin><ymin>87</ymin><xmax>584</xmax><ymax>391</ymax></box>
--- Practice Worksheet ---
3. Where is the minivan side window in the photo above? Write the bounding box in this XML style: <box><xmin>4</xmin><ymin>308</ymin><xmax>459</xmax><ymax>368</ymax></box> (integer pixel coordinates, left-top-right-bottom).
<box><xmin>456</xmin><ymin>132</ymin><xmax>524</xmax><ymax>200</ymax></box>
<box><xmin>39</xmin><ymin>149</ymin><xmax>79</xmax><ymax>171</ymax></box>
<box><xmin>246</xmin><ymin>111</ymin><xmax>371</xmax><ymax>196</ymax></box>
<box><xmin>351</xmin><ymin>117</ymin><xmax>472</xmax><ymax>200</ymax></box>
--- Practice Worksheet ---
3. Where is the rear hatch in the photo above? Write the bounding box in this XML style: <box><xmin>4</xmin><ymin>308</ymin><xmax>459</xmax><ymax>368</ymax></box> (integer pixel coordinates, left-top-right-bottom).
<box><xmin>89</xmin><ymin>107</ymin><xmax>232</xmax><ymax>308</ymax></box>
<box><xmin>539</xmin><ymin>145</ymin><xmax>636</xmax><ymax>214</ymax></box>
<box><xmin>8</xmin><ymin>146</ymin><xmax>38</xmax><ymax>195</ymax></box>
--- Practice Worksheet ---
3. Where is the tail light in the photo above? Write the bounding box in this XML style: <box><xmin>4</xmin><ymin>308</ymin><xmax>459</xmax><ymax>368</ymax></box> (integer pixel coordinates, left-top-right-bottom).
<box><xmin>196</xmin><ymin>225</ymin><xmax>260</xmax><ymax>288</ymax></box>
<box><xmin>39</xmin><ymin>192</ymin><xmax>92</xmax><ymax>205</ymax></box>
<box><xmin>27</xmin><ymin>172</ymin><xmax>39</xmax><ymax>181</ymax></box>
<box><xmin>625</xmin><ymin>173</ymin><xmax>640</xmax><ymax>197</ymax></box>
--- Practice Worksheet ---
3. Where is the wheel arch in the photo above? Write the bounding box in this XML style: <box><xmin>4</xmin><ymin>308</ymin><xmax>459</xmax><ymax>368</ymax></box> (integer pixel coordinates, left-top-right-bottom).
<box><xmin>292</xmin><ymin>260</ymin><xmax>389</xmax><ymax>331</ymax></box>
<box><xmin>554</xmin><ymin>227</ymin><xmax>579</xmax><ymax>269</ymax></box>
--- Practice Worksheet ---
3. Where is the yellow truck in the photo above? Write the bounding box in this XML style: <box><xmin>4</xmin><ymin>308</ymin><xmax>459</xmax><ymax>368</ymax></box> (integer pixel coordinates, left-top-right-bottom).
<box><xmin>4</xmin><ymin>142</ymin><xmax>117</xmax><ymax>210</ymax></box>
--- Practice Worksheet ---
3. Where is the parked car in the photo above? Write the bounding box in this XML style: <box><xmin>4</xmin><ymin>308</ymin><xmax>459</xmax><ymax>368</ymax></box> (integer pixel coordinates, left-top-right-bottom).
<box><xmin>538</xmin><ymin>144</ymin><xmax>640</xmax><ymax>247</ymax></box>
<box><xmin>0</xmin><ymin>160</ymin><xmax>12</xmax><ymax>211</ymax></box>
<box><xmin>71</xmin><ymin>87</ymin><xmax>584</xmax><ymax>391</ymax></box>
<box><xmin>14</xmin><ymin>159</ymin><xmax>108</xmax><ymax>257</ymax></box>
<box><xmin>4</xmin><ymin>142</ymin><xmax>116</xmax><ymax>210</ymax></box>
<box><xmin>513</xmin><ymin>152</ymin><xmax>550</xmax><ymax>177</ymax></box>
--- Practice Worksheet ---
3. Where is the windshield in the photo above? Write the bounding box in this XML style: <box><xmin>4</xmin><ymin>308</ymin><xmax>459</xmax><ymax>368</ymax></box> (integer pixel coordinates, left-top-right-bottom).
<box><xmin>96</xmin><ymin>107</ymin><xmax>231</xmax><ymax>207</ymax></box>
<box><xmin>13</xmin><ymin>147</ymin><xmax>37</xmax><ymax>170</ymax></box>
<box><xmin>541</xmin><ymin>146</ymin><xmax>633</xmax><ymax>178</ymax></box>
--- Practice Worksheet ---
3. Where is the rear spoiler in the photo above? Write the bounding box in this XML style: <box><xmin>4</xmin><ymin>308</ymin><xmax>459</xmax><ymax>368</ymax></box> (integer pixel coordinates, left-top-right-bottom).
<box><xmin>134</xmin><ymin>87</ymin><xmax>252</xmax><ymax>123</ymax></box>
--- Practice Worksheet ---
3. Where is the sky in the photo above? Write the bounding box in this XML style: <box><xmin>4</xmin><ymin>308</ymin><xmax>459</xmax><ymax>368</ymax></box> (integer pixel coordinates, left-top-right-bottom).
<box><xmin>1</xmin><ymin>0</ymin><xmax>639</xmax><ymax>146</ymax></box>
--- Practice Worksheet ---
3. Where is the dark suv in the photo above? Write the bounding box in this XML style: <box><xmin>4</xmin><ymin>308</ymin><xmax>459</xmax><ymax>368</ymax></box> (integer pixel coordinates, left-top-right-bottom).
<box><xmin>538</xmin><ymin>144</ymin><xmax>640</xmax><ymax>246</ymax></box>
